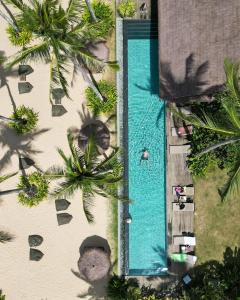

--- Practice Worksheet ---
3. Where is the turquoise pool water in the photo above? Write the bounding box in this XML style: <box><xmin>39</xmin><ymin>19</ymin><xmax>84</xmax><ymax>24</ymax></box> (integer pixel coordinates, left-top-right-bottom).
<box><xmin>127</xmin><ymin>38</ymin><xmax>167</xmax><ymax>275</ymax></box>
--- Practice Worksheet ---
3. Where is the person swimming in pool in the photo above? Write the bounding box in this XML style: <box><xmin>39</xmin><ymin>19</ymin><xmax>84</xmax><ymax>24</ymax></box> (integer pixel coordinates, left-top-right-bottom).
<box><xmin>140</xmin><ymin>147</ymin><xmax>149</xmax><ymax>164</ymax></box>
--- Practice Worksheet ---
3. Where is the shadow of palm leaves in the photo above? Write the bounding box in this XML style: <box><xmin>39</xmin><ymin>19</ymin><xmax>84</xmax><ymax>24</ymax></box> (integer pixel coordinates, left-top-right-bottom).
<box><xmin>0</xmin><ymin>124</ymin><xmax>50</xmax><ymax>170</ymax></box>
<box><xmin>160</xmin><ymin>53</ymin><xmax>224</xmax><ymax>104</ymax></box>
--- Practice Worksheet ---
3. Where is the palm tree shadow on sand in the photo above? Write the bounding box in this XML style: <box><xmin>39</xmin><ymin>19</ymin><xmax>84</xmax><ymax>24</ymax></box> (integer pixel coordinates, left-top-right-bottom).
<box><xmin>0</xmin><ymin>50</ymin><xmax>19</xmax><ymax>112</ymax></box>
<box><xmin>0</xmin><ymin>124</ymin><xmax>50</xmax><ymax>171</ymax></box>
<box><xmin>160</xmin><ymin>53</ymin><xmax>224</xmax><ymax>104</ymax></box>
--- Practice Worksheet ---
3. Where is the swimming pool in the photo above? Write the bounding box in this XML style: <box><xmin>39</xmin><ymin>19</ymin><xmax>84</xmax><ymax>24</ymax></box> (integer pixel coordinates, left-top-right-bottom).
<box><xmin>126</xmin><ymin>29</ymin><xmax>167</xmax><ymax>275</ymax></box>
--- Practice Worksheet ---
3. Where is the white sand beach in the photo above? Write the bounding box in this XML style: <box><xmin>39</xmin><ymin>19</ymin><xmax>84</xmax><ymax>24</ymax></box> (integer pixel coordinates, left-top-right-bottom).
<box><xmin>0</xmin><ymin>5</ymin><xmax>113</xmax><ymax>299</ymax></box>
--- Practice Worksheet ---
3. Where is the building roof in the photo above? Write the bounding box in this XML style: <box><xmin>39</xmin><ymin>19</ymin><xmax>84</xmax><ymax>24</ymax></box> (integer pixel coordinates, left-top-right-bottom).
<box><xmin>158</xmin><ymin>0</ymin><xmax>240</xmax><ymax>101</ymax></box>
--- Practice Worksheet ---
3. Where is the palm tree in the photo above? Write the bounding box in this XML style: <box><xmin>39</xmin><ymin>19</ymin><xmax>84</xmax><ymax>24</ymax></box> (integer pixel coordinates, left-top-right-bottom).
<box><xmin>174</xmin><ymin>59</ymin><xmax>240</xmax><ymax>201</ymax></box>
<box><xmin>46</xmin><ymin>133</ymin><xmax>123</xmax><ymax>223</ymax></box>
<box><xmin>4</xmin><ymin>0</ymin><xmax>116</xmax><ymax>100</ymax></box>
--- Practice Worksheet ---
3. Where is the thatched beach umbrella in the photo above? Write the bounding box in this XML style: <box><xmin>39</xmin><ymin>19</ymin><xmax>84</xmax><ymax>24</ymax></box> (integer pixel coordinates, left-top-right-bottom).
<box><xmin>78</xmin><ymin>247</ymin><xmax>110</xmax><ymax>282</ymax></box>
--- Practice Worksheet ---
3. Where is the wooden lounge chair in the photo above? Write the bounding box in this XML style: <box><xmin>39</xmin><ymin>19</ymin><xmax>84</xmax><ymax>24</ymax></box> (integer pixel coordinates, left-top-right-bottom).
<box><xmin>169</xmin><ymin>144</ymin><xmax>191</xmax><ymax>154</ymax></box>
<box><xmin>172</xmin><ymin>186</ymin><xmax>195</xmax><ymax>196</ymax></box>
<box><xmin>172</xmin><ymin>202</ymin><xmax>195</xmax><ymax>212</ymax></box>
<box><xmin>173</xmin><ymin>235</ymin><xmax>196</xmax><ymax>246</ymax></box>
<box><xmin>171</xmin><ymin>125</ymin><xmax>193</xmax><ymax>137</ymax></box>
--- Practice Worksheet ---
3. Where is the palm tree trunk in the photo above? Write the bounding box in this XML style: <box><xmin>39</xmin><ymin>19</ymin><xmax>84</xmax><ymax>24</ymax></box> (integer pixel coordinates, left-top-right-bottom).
<box><xmin>85</xmin><ymin>0</ymin><xmax>97</xmax><ymax>22</ymax></box>
<box><xmin>0</xmin><ymin>188</ymin><xmax>22</xmax><ymax>196</ymax></box>
<box><xmin>0</xmin><ymin>115</ymin><xmax>25</xmax><ymax>124</ymax></box>
<box><xmin>198</xmin><ymin>137</ymin><xmax>240</xmax><ymax>155</ymax></box>
<box><xmin>0</xmin><ymin>1</ymin><xmax>19</xmax><ymax>31</ymax></box>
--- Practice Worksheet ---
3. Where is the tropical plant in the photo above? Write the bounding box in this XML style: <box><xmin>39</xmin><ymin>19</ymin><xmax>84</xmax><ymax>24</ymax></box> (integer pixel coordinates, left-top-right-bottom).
<box><xmin>18</xmin><ymin>172</ymin><xmax>48</xmax><ymax>206</ymax></box>
<box><xmin>107</xmin><ymin>275</ymin><xmax>140</xmax><ymax>300</ymax></box>
<box><xmin>7</xmin><ymin>105</ymin><xmax>38</xmax><ymax>134</ymax></box>
<box><xmin>46</xmin><ymin>133</ymin><xmax>122</xmax><ymax>223</ymax></box>
<box><xmin>0</xmin><ymin>290</ymin><xmax>5</xmax><ymax>300</ymax></box>
<box><xmin>85</xmin><ymin>80</ymin><xmax>117</xmax><ymax>115</ymax></box>
<box><xmin>174</xmin><ymin>59</ymin><xmax>240</xmax><ymax>201</ymax></box>
<box><xmin>117</xmin><ymin>0</ymin><xmax>136</xmax><ymax>18</ymax></box>
<box><xmin>82</xmin><ymin>0</ymin><xmax>114</xmax><ymax>38</ymax></box>
<box><xmin>4</xmin><ymin>0</ymin><xmax>116</xmax><ymax>100</ymax></box>
<box><xmin>0</xmin><ymin>172</ymin><xmax>48</xmax><ymax>207</ymax></box>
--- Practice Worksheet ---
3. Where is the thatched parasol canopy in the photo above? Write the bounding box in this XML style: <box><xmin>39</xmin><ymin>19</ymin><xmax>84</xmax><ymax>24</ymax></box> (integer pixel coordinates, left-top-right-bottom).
<box><xmin>78</xmin><ymin>121</ymin><xmax>110</xmax><ymax>154</ymax></box>
<box><xmin>78</xmin><ymin>247</ymin><xmax>110</xmax><ymax>282</ymax></box>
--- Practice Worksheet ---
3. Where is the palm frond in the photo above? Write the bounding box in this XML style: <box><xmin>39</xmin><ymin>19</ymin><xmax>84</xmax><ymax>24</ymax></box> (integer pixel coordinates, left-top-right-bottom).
<box><xmin>3</xmin><ymin>0</ymin><xmax>24</xmax><ymax>11</ymax></box>
<box><xmin>84</xmin><ymin>135</ymin><xmax>97</xmax><ymax>170</ymax></box>
<box><xmin>224</xmin><ymin>58</ymin><xmax>240</xmax><ymax>106</ymax></box>
<box><xmin>64</xmin><ymin>0</ymin><xmax>84</xmax><ymax>23</ymax></box>
<box><xmin>50</xmin><ymin>50</ymin><xmax>70</xmax><ymax>99</ymax></box>
<box><xmin>52</xmin><ymin>179</ymin><xmax>79</xmax><ymax>198</ymax></box>
<box><xmin>67</xmin><ymin>133</ymin><xmax>84</xmax><ymax>173</ymax></box>
<box><xmin>222</xmin><ymin>99</ymin><xmax>240</xmax><ymax>130</ymax></box>
<box><xmin>45</xmin><ymin>165</ymin><xmax>65</xmax><ymax>180</ymax></box>
<box><xmin>0</xmin><ymin>172</ymin><xmax>17</xmax><ymax>183</ymax></box>
<box><xmin>6</xmin><ymin>41</ymin><xmax>50</xmax><ymax>68</ymax></box>
<box><xmin>221</xmin><ymin>160</ymin><xmax>240</xmax><ymax>201</ymax></box>
<box><xmin>82</xmin><ymin>184</ymin><xmax>94</xmax><ymax>223</ymax></box>
<box><xmin>197</xmin><ymin>137</ymin><xmax>240</xmax><ymax>156</ymax></box>
<box><xmin>172</xmin><ymin>107</ymin><xmax>238</xmax><ymax>136</ymax></box>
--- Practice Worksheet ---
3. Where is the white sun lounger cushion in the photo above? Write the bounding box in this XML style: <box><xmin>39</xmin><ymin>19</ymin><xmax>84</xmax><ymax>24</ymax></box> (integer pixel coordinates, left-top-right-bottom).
<box><xmin>173</xmin><ymin>236</ymin><xmax>196</xmax><ymax>246</ymax></box>
<box><xmin>186</xmin><ymin>255</ymin><xmax>197</xmax><ymax>265</ymax></box>
<box><xmin>172</xmin><ymin>186</ymin><xmax>194</xmax><ymax>196</ymax></box>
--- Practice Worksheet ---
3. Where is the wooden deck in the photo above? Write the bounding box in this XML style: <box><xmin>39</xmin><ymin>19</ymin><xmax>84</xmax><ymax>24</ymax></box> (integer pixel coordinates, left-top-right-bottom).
<box><xmin>166</xmin><ymin>105</ymin><xmax>194</xmax><ymax>275</ymax></box>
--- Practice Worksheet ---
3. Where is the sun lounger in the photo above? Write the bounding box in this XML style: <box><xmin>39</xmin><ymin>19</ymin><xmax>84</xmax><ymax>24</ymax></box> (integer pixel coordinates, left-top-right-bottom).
<box><xmin>179</xmin><ymin>106</ymin><xmax>192</xmax><ymax>115</ymax></box>
<box><xmin>173</xmin><ymin>236</ymin><xmax>196</xmax><ymax>246</ymax></box>
<box><xmin>169</xmin><ymin>144</ymin><xmax>191</xmax><ymax>154</ymax></box>
<box><xmin>172</xmin><ymin>186</ymin><xmax>195</xmax><ymax>196</ymax></box>
<box><xmin>170</xmin><ymin>253</ymin><xmax>197</xmax><ymax>265</ymax></box>
<box><xmin>172</xmin><ymin>202</ymin><xmax>195</xmax><ymax>212</ymax></box>
<box><xmin>171</xmin><ymin>125</ymin><xmax>193</xmax><ymax>137</ymax></box>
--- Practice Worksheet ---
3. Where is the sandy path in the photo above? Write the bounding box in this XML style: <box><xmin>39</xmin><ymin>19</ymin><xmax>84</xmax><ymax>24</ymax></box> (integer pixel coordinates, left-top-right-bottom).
<box><xmin>0</xmin><ymin>4</ymin><xmax>111</xmax><ymax>299</ymax></box>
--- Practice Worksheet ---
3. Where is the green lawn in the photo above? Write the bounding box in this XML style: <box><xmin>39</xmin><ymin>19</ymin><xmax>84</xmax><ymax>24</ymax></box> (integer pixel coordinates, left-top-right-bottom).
<box><xmin>194</xmin><ymin>167</ymin><xmax>240</xmax><ymax>264</ymax></box>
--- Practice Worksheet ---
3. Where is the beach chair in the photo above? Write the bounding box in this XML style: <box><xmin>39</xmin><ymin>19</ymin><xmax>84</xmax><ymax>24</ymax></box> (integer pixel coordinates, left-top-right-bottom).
<box><xmin>171</xmin><ymin>125</ymin><xmax>193</xmax><ymax>137</ymax></box>
<box><xmin>169</xmin><ymin>144</ymin><xmax>191</xmax><ymax>154</ymax></box>
<box><xmin>172</xmin><ymin>186</ymin><xmax>195</xmax><ymax>196</ymax></box>
<box><xmin>179</xmin><ymin>106</ymin><xmax>192</xmax><ymax>115</ymax></box>
<box><xmin>172</xmin><ymin>202</ymin><xmax>195</xmax><ymax>212</ymax></box>
<box><xmin>173</xmin><ymin>235</ymin><xmax>196</xmax><ymax>246</ymax></box>
<box><xmin>170</xmin><ymin>253</ymin><xmax>197</xmax><ymax>265</ymax></box>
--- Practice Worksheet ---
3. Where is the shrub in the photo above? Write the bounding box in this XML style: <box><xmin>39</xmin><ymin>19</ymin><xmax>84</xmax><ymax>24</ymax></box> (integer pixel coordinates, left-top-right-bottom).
<box><xmin>117</xmin><ymin>0</ymin><xmax>136</xmax><ymax>18</ymax></box>
<box><xmin>6</xmin><ymin>25</ymin><xmax>32</xmax><ymax>47</ymax></box>
<box><xmin>82</xmin><ymin>0</ymin><xmax>114</xmax><ymax>38</ymax></box>
<box><xmin>9</xmin><ymin>105</ymin><xmax>38</xmax><ymax>134</ymax></box>
<box><xmin>85</xmin><ymin>80</ymin><xmax>117</xmax><ymax>116</ymax></box>
<box><xmin>18</xmin><ymin>172</ymin><xmax>48</xmax><ymax>207</ymax></box>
